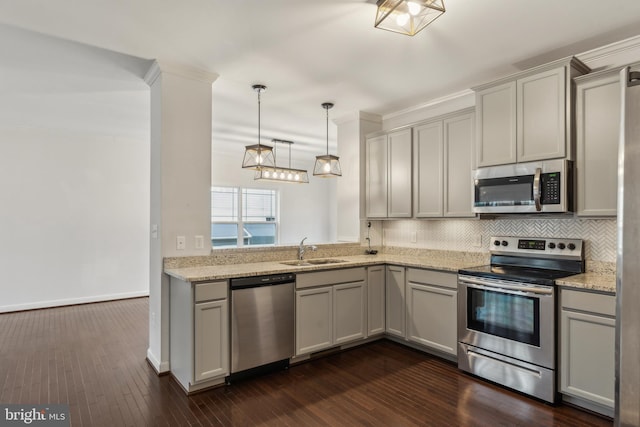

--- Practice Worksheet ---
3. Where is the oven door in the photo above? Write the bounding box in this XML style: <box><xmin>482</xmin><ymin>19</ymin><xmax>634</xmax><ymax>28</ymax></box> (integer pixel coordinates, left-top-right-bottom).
<box><xmin>457</xmin><ymin>274</ymin><xmax>555</xmax><ymax>369</ymax></box>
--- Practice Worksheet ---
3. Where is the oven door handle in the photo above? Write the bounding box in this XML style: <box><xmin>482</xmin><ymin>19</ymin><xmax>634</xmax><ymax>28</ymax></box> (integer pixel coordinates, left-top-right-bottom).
<box><xmin>533</xmin><ymin>167</ymin><xmax>542</xmax><ymax>211</ymax></box>
<box><xmin>459</xmin><ymin>276</ymin><xmax>553</xmax><ymax>295</ymax></box>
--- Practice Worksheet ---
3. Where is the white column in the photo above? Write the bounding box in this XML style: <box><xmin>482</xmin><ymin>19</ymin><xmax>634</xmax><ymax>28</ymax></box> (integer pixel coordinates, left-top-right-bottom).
<box><xmin>335</xmin><ymin>111</ymin><xmax>381</xmax><ymax>243</ymax></box>
<box><xmin>144</xmin><ymin>61</ymin><xmax>218</xmax><ymax>373</ymax></box>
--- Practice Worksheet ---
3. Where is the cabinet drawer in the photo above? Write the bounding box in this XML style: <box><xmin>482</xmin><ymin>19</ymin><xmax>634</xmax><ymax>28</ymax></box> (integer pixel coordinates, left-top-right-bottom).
<box><xmin>195</xmin><ymin>281</ymin><xmax>227</xmax><ymax>302</ymax></box>
<box><xmin>561</xmin><ymin>289</ymin><xmax>615</xmax><ymax>317</ymax></box>
<box><xmin>407</xmin><ymin>268</ymin><xmax>457</xmax><ymax>289</ymax></box>
<box><xmin>296</xmin><ymin>267</ymin><xmax>366</xmax><ymax>289</ymax></box>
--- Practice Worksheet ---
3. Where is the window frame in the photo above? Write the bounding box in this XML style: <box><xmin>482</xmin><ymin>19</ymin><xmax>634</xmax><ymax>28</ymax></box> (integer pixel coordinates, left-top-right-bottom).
<box><xmin>211</xmin><ymin>186</ymin><xmax>279</xmax><ymax>248</ymax></box>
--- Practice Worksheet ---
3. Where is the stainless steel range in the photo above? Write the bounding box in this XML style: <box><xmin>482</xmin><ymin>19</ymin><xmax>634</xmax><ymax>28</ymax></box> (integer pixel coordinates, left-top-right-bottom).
<box><xmin>457</xmin><ymin>236</ymin><xmax>585</xmax><ymax>403</ymax></box>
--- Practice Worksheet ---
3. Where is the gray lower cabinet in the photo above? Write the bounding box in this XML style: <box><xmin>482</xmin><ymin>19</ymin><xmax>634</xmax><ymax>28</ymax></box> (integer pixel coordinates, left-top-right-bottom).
<box><xmin>296</xmin><ymin>286</ymin><xmax>333</xmax><ymax>355</ymax></box>
<box><xmin>560</xmin><ymin>288</ymin><xmax>615</xmax><ymax>416</ymax></box>
<box><xmin>367</xmin><ymin>265</ymin><xmax>386</xmax><ymax>336</ymax></box>
<box><xmin>405</xmin><ymin>268</ymin><xmax>458</xmax><ymax>357</ymax></box>
<box><xmin>170</xmin><ymin>278</ymin><xmax>229</xmax><ymax>393</ymax></box>
<box><xmin>295</xmin><ymin>267</ymin><xmax>366</xmax><ymax>356</ymax></box>
<box><xmin>385</xmin><ymin>265</ymin><xmax>406</xmax><ymax>338</ymax></box>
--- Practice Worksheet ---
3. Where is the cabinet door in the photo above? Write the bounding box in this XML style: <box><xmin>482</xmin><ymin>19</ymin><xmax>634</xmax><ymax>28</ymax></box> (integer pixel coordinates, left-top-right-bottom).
<box><xmin>560</xmin><ymin>309</ymin><xmax>615</xmax><ymax>409</ymax></box>
<box><xmin>366</xmin><ymin>135</ymin><xmax>388</xmax><ymax>218</ymax></box>
<box><xmin>517</xmin><ymin>67</ymin><xmax>566</xmax><ymax>162</ymax></box>
<box><xmin>296</xmin><ymin>287</ymin><xmax>333</xmax><ymax>355</ymax></box>
<box><xmin>444</xmin><ymin>112</ymin><xmax>475</xmax><ymax>217</ymax></box>
<box><xmin>406</xmin><ymin>282</ymin><xmax>457</xmax><ymax>355</ymax></box>
<box><xmin>333</xmin><ymin>281</ymin><xmax>366</xmax><ymax>344</ymax></box>
<box><xmin>388</xmin><ymin>129</ymin><xmax>412</xmax><ymax>217</ymax></box>
<box><xmin>194</xmin><ymin>299</ymin><xmax>228</xmax><ymax>382</ymax></box>
<box><xmin>385</xmin><ymin>265</ymin><xmax>406</xmax><ymax>338</ymax></box>
<box><xmin>367</xmin><ymin>266</ymin><xmax>386</xmax><ymax>336</ymax></box>
<box><xmin>413</xmin><ymin>122</ymin><xmax>443</xmax><ymax>217</ymax></box>
<box><xmin>576</xmin><ymin>73</ymin><xmax>620</xmax><ymax>216</ymax></box>
<box><xmin>475</xmin><ymin>81</ymin><xmax>517</xmax><ymax>166</ymax></box>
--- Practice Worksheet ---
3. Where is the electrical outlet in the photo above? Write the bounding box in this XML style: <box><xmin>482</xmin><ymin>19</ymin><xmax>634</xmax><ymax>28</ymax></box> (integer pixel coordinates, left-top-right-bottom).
<box><xmin>473</xmin><ymin>235</ymin><xmax>482</xmax><ymax>247</ymax></box>
<box><xmin>151</xmin><ymin>224</ymin><xmax>158</xmax><ymax>239</ymax></box>
<box><xmin>195</xmin><ymin>235</ymin><xmax>204</xmax><ymax>249</ymax></box>
<box><xmin>411</xmin><ymin>231</ymin><xmax>417</xmax><ymax>243</ymax></box>
<box><xmin>176</xmin><ymin>236</ymin><xmax>186</xmax><ymax>250</ymax></box>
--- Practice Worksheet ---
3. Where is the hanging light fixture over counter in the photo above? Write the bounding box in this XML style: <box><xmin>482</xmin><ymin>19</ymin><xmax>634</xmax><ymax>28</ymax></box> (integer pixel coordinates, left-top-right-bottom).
<box><xmin>242</xmin><ymin>84</ymin><xmax>275</xmax><ymax>170</ymax></box>
<box><xmin>255</xmin><ymin>139</ymin><xmax>310</xmax><ymax>183</ymax></box>
<box><xmin>375</xmin><ymin>0</ymin><xmax>445</xmax><ymax>36</ymax></box>
<box><xmin>242</xmin><ymin>84</ymin><xmax>339</xmax><ymax>182</ymax></box>
<box><xmin>314</xmin><ymin>102</ymin><xmax>342</xmax><ymax>178</ymax></box>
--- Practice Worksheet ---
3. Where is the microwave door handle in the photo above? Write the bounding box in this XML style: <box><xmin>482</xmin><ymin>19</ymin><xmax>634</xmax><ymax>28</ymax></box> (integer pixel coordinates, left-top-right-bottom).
<box><xmin>533</xmin><ymin>167</ymin><xmax>542</xmax><ymax>211</ymax></box>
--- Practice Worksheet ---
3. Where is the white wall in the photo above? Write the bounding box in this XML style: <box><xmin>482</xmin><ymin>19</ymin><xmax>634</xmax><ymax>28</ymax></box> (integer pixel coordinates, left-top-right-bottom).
<box><xmin>0</xmin><ymin>24</ymin><xmax>151</xmax><ymax>312</ymax></box>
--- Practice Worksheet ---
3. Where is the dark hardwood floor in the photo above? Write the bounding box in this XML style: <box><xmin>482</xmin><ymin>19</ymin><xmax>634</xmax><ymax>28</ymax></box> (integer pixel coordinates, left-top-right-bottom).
<box><xmin>0</xmin><ymin>297</ymin><xmax>612</xmax><ymax>426</ymax></box>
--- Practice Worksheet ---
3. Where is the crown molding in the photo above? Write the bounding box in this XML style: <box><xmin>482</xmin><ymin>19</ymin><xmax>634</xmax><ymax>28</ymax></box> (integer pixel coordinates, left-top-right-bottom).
<box><xmin>577</xmin><ymin>34</ymin><xmax>640</xmax><ymax>68</ymax></box>
<box><xmin>144</xmin><ymin>60</ymin><xmax>219</xmax><ymax>86</ymax></box>
<box><xmin>382</xmin><ymin>89</ymin><xmax>474</xmax><ymax>121</ymax></box>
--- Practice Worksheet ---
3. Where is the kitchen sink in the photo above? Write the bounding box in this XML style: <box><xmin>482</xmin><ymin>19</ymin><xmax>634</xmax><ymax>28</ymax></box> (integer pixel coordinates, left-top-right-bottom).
<box><xmin>280</xmin><ymin>258</ymin><xmax>347</xmax><ymax>266</ymax></box>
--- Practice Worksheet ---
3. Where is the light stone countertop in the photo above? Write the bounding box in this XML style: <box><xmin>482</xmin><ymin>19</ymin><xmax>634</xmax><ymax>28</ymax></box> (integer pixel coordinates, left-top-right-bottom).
<box><xmin>556</xmin><ymin>273</ymin><xmax>616</xmax><ymax>294</ymax></box>
<box><xmin>163</xmin><ymin>253</ymin><xmax>487</xmax><ymax>283</ymax></box>
<box><xmin>164</xmin><ymin>249</ymin><xmax>616</xmax><ymax>294</ymax></box>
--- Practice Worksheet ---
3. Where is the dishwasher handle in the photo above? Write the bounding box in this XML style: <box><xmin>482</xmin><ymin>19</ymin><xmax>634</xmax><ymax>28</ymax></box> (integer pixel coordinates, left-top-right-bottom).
<box><xmin>230</xmin><ymin>273</ymin><xmax>296</xmax><ymax>289</ymax></box>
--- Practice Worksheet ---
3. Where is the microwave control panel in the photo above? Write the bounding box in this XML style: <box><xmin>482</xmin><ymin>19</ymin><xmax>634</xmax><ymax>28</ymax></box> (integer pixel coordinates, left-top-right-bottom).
<box><xmin>541</xmin><ymin>172</ymin><xmax>560</xmax><ymax>204</ymax></box>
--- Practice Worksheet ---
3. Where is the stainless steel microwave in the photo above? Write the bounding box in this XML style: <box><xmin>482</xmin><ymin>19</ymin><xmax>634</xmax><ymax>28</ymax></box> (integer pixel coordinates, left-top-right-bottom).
<box><xmin>473</xmin><ymin>159</ymin><xmax>572</xmax><ymax>214</ymax></box>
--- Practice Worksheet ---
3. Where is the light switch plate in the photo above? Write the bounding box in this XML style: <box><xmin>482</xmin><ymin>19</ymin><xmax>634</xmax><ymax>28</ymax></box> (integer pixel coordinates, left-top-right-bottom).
<box><xmin>410</xmin><ymin>231</ymin><xmax>417</xmax><ymax>243</ymax></box>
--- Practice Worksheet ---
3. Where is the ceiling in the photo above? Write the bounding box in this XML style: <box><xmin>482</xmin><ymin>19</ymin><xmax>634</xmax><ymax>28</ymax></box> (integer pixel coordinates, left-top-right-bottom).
<box><xmin>2</xmin><ymin>0</ymin><xmax>640</xmax><ymax>155</ymax></box>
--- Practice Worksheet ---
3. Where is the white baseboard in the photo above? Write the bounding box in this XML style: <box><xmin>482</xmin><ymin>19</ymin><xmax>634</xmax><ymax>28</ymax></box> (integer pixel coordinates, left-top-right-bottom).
<box><xmin>0</xmin><ymin>290</ymin><xmax>149</xmax><ymax>313</ymax></box>
<box><xmin>146</xmin><ymin>348</ymin><xmax>170</xmax><ymax>374</ymax></box>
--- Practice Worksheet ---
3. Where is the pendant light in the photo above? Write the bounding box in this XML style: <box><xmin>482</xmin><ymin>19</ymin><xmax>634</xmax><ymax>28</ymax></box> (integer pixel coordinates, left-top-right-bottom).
<box><xmin>255</xmin><ymin>139</ymin><xmax>309</xmax><ymax>183</ymax></box>
<box><xmin>242</xmin><ymin>84</ymin><xmax>275</xmax><ymax>170</ymax></box>
<box><xmin>313</xmin><ymin>102</ymin><xmax>342</xmax><ymax>177</ymax></box>
<box><xmin>374</xmin><ymin>0</ymin><xmax>445</xmax><ymax>36</ymax></box>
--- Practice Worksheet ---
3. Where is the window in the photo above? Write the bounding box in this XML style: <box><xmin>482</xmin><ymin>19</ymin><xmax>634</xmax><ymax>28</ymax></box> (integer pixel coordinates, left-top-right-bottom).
<box><xmin>211</xmin><ymin>187</ymin><xmax>278</xmax><ymax>248</ymax></box>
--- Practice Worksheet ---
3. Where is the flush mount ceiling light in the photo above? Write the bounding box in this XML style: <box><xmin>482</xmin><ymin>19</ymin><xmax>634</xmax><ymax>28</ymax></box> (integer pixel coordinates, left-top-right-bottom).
<box><xmin>374</xmin><ymin>0</ymin><xmax>445</xmax><ymax>36</ymax></box>
<box><xmin>242</xmin><ymin>84</ymin><xmax>275</xmax><ymax>170</ymax></box>
<box><xmin>313</xmin><ymin>103</ymin><xmax>342</xmax><ymax>178</ymax></box>
<box><xmin>255</xmin><ymin>139</ymin><xmax>310</xmax><ymax>183</ymax></box>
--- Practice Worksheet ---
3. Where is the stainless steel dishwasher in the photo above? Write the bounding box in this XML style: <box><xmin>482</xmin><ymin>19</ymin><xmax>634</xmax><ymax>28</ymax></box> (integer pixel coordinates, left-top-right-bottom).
<box><xmin>228</xmin><ymin>273</ymin><xmax>295</xmax><ymax>381</ymax></box>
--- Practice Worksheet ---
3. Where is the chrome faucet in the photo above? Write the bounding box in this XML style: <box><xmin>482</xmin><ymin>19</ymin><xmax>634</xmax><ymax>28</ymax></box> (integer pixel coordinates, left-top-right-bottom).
<box><xmin>298</xmin><ymin>237</ymin><xmax>317</xmax><ymax>260</ymax></box>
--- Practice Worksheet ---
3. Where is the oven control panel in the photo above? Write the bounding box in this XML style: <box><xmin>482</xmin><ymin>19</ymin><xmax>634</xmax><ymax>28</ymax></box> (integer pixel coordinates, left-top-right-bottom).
<box><xmin>490</xmin><ymin>236</ymin><xmax>583</xmax><ymax>260</ymax></box>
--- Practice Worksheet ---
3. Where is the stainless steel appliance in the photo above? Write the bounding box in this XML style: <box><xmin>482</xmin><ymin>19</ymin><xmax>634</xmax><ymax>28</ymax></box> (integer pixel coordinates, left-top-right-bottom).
<box><xmin>473</xmin><ymin>159</ymin><xmax>573</xmax><ymax>214</ymax></box>
<box><xmin>616</xmin><ymin>67</ymin><xmax>640</xmax><ymax>425</ymax></box>
<box><xmin>229</xmin><ymin>273</ymin><xmax>295</xmax><ymax>381</ymax></box>
<box><xmin>458</xmin><ymin>236</ymin><xmax>584</xmax><ymax>403</ymax></box>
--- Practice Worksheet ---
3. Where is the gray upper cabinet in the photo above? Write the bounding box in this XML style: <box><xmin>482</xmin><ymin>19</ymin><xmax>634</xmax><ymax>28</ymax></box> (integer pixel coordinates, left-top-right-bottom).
<box><xmin>475</xmin><ymin>81</ymin><xmax>517</xmax><ymax>167</ymax></box>
<box><xmin>365</xmin><ymin>134</ymin><xmax>388</xmax><ymax>218</ymax></box>
<box><xmin>517</xmin><ymin>67</ymin><xmax>566</xmax><ymax>162</ymax></box>
<box><xmin>474</xmin><ymin>57</ymin><xmax>589</xmax><ymax>167</ymax></box>
<box><xmin>444</xmin><ymin>111</ymin><xmax>475</xmax><ymax>217</ymax></box>
<box><xmin>366</xmin><ymin>128</ymin><xmax>412</xmax><ymax>218</ymax></box>
<box><xmin>575</xmin><ymin>68</ymin><xmax>622</xmax><ymax>216</ymax></box>
<box><xmin>413</xmin><ymin>109</ymin><xmax>475</xmax><ymax>218</ymax></box>
<box><xmin>413</xmin><ymin>121</ymin><xmax>444</xmax><ymax>217</ymax></box>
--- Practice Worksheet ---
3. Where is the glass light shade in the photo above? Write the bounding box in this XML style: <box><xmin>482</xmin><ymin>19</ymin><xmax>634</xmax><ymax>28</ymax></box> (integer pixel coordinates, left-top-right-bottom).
<box><xmin>254</xmin><ymin>167</ymin><xmax>309</xmax><ymax>184</ymax></box>
<box><xmin>375</xmin><ymin>0</ymin><xmax>445</xmax><ymax>36</ymax></box>
<box><xmin>242</xmin><ymin>144</ymin><xmax>275</xmax><ymax>170</ymax></box>
<box><xmin>313</xmin><ymin>154</ymin><xmax>342</xmax><ymax>177</ymax></box>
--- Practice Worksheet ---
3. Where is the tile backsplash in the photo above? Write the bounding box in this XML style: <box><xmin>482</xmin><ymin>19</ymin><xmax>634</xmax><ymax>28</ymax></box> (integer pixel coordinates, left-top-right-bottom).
<box><xmin>381</xmin><ymin>218</ymin><xmax>617</xmax><ymax>262</ymax></box>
